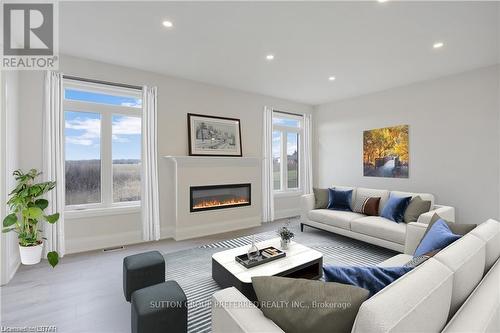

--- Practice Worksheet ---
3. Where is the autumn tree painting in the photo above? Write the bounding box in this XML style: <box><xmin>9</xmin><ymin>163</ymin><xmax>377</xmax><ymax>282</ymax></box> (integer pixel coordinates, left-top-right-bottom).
<box><xmin>363</xmin><ymin>125</ymin><xmax>409</xmax><ymax>178</ymax></box>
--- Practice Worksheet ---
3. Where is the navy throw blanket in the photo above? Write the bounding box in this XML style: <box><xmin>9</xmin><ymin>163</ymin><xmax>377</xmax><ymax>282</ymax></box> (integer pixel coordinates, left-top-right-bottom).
<box><xmin>323</xmin><ymin>265</ymin><xmax>413</xmax><ymax>297</ymax></box>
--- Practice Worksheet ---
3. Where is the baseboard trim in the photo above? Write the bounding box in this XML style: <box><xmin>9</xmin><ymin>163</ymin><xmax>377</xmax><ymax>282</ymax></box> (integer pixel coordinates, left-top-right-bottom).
<box><xmin>160</xmin><ymin>226</ymin><xmax>175</xmax><ymax>239</ymax></box>
<box><xmin>175</xmin><ymin>217</ymin><xmax>261</xmax><ymax>241</ymax></box>
<box><xmin>3</xmin><ymin>257</ymin><xmax>20</xmax><ymax>285</ymax></box>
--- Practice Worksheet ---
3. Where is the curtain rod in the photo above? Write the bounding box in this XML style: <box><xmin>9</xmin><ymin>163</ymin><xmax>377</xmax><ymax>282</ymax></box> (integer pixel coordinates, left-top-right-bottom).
<box><xmin>63</xmin><ymin>75</ymin><xmax>143</xmax><ymax>91</ymax></box>
<box><xmin>273</xmin><ymin>110</ymin><xmax>304</xmax><ymax>117</ymax></box>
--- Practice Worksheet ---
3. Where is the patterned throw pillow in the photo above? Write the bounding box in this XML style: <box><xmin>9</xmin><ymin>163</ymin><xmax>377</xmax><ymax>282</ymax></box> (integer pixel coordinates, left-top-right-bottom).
<box><xmin>403</xmin><ymin>249</ymin><xmax>440</xmax><ymax>268</ymax></box>
<box><xmin>353</xmin><ymin>196</ymin><xmax>381</xmax><ymax>216</ymax></box>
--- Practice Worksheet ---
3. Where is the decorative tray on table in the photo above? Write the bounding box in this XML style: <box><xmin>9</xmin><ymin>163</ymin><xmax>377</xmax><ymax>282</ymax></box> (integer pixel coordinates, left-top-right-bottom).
<box><xmin>235</xmin><ymin>246</ymin><xmax>286</xmax><ymax>268</ymax></box>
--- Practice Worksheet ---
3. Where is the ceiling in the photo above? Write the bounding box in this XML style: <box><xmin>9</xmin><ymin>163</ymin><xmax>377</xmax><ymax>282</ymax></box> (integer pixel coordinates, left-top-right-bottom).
<box><xmin>60</xmin><ymin>1</ymin><xmax>499</xmax><ymax>105</ymax></box>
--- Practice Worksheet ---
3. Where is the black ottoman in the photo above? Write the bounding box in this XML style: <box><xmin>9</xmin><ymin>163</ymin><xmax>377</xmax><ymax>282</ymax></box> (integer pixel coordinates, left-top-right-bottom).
<box><xmin>123</xmin><ymin>251</ymin><xmax>165</xmax><ymax>302</ymax></box>
<box><xmin>131</xmin><ymin>280</ymin><xmax>188</xmax><ymax>333</ymax></box>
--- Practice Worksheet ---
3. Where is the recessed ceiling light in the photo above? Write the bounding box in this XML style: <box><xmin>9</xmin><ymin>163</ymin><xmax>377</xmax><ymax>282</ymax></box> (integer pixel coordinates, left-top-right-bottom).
<box><xmin>328</xmin><ymin>76</ymin><xmax>336</xmax><ymax>81</ymax></box>
<box><xmin>433</xmin><ymin>41</ymin><xmax>444</xmax><ymax>49</ymax></box>
<box><xmin>162</xmin><ymin>20</ymin><xmax>173</xmax><ymax>28</ymax></box>
<box><xmin>377</xmin><ymin>0</ymin><xmax>388</xmax><ymax>3</ymax></box>
<box><xmin>266</xmin><ymin>54</ymin><xmax>275</xmax><ymax>61</ymax></box>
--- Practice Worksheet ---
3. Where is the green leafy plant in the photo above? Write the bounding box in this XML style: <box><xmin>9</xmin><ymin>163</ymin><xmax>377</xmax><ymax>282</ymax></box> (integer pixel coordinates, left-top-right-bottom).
<box><xmin>277</xmin><ymin>222</ymin><xmax>295</xmax><ymax>241</ymax></box>
<box><xmin>2</xmin><ymin>169</ymin><xmax>60</xmax><ymax>267</ymax></box>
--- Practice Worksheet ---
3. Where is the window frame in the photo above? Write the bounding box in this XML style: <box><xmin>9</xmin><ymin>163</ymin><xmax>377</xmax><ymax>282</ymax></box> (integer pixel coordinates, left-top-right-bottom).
<box><xmin>272</xmin><ymin>111</ymin><xmax>303</xmax><ymax>195</ymax></box>
<box><xmin>63</xmin><ymin>79</ymin><xmax>142</xmax><ymax>215</ymax></box>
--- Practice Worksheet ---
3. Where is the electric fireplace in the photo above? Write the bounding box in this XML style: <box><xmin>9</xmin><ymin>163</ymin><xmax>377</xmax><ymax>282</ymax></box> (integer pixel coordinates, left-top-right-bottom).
<box><xmin>190</xmin><ymin>183</ymin><xmax>251</xmax><ymax>212</ymax></box>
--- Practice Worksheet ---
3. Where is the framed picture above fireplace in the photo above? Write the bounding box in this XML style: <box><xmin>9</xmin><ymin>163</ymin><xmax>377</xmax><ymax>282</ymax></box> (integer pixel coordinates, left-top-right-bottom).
<box><xmin>187</xmin><ymin>113</ymin><xmax>242</xmax><ymax>156</ymax></box>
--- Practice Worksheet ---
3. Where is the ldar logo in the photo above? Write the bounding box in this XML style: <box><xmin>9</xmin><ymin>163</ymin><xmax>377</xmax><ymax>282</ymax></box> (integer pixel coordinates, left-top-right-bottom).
<box><xmin>2</xmin><ymin>2</ymin><xmax>59</xmax><ymax>70</ymax></box>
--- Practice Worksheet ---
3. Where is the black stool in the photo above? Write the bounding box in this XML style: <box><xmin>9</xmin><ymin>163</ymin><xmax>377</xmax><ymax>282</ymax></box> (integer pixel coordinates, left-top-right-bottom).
<box><xmin>131</xmin><ymin>280</ymin><xmax>188</xmax><ymax>333</ymax></box>
<box><xmin>123</xmin><ymin>251</ymin><xmax>165</xmax><ymax>302</ymax></box>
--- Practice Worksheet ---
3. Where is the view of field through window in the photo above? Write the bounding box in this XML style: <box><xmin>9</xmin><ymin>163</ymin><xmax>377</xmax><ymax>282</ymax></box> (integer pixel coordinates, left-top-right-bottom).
<box><xmin>65</xmin><ymin>111</ymin><xmax>102</xmax><ymax>205</ymax></box>
<box><xmin>272</xmin><ymin>116</ymin><xmax>300</xmax><ymax>191</ymax></box>
<box><xmin>64</xmin><ymin>88</ymin><xmax>142</xmax><ymax>206</ymax></box>
<box><xmin>112</xmin><ymin>115</ymin><xmax>141</xmax><ymax>202</ymax></box>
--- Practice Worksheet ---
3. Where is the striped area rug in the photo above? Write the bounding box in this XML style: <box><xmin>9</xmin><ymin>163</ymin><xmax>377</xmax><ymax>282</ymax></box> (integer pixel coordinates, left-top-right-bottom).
<box><xmin>164</xmin><ymin>226</ymin><xmax>397</xmax><ymax>333</ymax></box>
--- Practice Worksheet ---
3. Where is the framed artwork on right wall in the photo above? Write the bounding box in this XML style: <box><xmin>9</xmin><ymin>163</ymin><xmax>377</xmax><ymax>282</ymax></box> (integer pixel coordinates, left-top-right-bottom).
<box><xmin>363</xmin><ymin>124</ymin><xmax>409</xmax><ymax>178</ymax></box>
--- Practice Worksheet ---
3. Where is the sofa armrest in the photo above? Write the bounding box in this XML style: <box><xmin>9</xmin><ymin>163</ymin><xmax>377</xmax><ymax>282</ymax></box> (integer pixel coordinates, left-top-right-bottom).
<box><xmin>417</xmin><ymin>205</ymin><xmax>455</xmax><ymax>225</ymax></box>
<box><xmin>404</xmin><ymin>222</ymin><xmax>429</xmax><ymax>255</ymax></box>
<box><xmin>300</xmin><ymin>194</ymin><xmax>315</xmax><ymax>221</ymax></box>
<box><xmin>211</xmin><ymin>287</ymin><xmax>284</xmax><ymax>333</ymax></box>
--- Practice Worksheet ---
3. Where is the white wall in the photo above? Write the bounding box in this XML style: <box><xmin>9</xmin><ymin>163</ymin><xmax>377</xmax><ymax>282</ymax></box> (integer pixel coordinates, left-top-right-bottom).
<box><xmin>17</xmin><ymin>55</ymin><xmax>313</xmax><ymax>253</ymax></box>
<box><xmin>314</xmin><ymin>65</ymin><xmax>500</xmax><ymax>224</ymax></box>
<box><xmin>1</xmin><ymin>71</ymin><xmax>21</xmax><ymax>285</ymax></box>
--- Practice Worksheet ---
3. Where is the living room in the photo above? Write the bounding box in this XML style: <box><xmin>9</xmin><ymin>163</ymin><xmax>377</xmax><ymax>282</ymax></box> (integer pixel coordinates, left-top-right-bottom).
<box><xmin>1</xmin><ymin>1</ymin><xmax>499</xmax><ymax>333</ymax></box>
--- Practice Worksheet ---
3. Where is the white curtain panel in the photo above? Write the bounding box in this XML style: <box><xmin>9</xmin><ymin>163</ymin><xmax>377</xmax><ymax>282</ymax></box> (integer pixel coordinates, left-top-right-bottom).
<box><xmin>303</xmin><ymin>113</ymin><xmax>313</xmax><ymax>194</ymax></box>
<box><xmin>262</xmin><ymin>106</ymin><xmax>275</xmax><ymax>222</ymax></box>
<box><xmin>141</xmin><ymin>86</ymin><xmax>161</xmax><ymax>241</ymax></box>
<box><xmin>43</xmin><ymin>71</ymin><xmax>65</xmax><ymax>257</ymax></box>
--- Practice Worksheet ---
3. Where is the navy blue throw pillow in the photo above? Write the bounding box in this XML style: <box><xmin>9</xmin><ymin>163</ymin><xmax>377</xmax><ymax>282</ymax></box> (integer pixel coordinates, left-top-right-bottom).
<box><xmin>381</xmin><ymin>194</ymin><xmax>412</xmax><ymax>222</ymax></box>
<box><xmin>323</xmin><ymin>265</ymin><xmax>413</xmax><ymax>297</ymax></box>
<box><xmin>327</xmin><ymin>188</ymin><xmax>353</xmax><ymax>211</ymax></box>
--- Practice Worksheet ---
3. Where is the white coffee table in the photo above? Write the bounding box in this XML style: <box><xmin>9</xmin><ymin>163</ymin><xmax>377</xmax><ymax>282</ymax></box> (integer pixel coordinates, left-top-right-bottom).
<box><xmin>211</xmin><ymin>238</ymin><xmax>323</xmax><ymax>302</ymax></box>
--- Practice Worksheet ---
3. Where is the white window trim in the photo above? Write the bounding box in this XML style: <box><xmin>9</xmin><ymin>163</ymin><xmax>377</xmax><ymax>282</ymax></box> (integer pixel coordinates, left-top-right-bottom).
<box><xmin>272</xmin><ymin>111</ymin><xmax>303</xmax><ymax>195</ymax></box>
<box><xmin>63</xmin><ymin>79</ymin><xmax>142</xmax><ymax>215</ymax></box>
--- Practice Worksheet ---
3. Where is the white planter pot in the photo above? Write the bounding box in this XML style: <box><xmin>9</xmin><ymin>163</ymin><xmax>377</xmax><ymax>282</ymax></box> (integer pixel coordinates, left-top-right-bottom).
<box><xmin>19</xmin><ymin>242</ymin><xmax>43</xmax><ymax>265</ymax></box>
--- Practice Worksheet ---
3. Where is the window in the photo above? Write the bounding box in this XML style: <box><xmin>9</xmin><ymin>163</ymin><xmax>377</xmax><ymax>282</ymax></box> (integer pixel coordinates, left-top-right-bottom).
<box><xmin>272</xmin><ymin>112</ymin><xmax>302</xmax><ymax>192</ymax></box>
<box><xmin>64</xmin><ymin>79</ymin><xmax>142</xmax><ymax>211</ymax></box>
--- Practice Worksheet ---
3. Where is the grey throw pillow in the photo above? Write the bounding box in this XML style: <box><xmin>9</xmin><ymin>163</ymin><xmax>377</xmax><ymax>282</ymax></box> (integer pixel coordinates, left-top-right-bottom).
<box><xmin>313</xmin><ymin>188</ymin><xmax>329</xmax><ymax>209</ymax></box>
<box><xmin>428</xmin><ymin>213</ymin><xmax>477</xmax><ymax>236</ymax></box>
<box><xmin>404</xmin><ymin>196</ymin><xmax>431</xmax><ymax>223</ymax></box>
<box><xmin>252</xmin><ymin>276</ymin><xmax>369</xmax><ymax>333</ymax></box>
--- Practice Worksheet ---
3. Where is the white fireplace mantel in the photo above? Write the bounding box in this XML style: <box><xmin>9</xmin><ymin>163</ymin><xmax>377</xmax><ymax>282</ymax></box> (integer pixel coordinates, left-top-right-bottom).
<box><xmin>163</xmin><ymin>155</ymin><xmax>262</xmax><ymax>240</ymax></box>
<box><xmin>164</xmin><ymin>155</ymin><xmax>261</xmax><ymax>167</ymax></box>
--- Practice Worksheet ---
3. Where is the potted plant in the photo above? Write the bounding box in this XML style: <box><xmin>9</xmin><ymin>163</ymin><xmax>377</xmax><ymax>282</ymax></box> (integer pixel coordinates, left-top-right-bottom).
<box><xmin>2</xmin><ymin>169</ymin><xmax>60</xmax><ymax>267</ymax></box>
<box><xmin>277</xmin><ymin>222</ymin><xmax>295</xmax><ymax>250</ymax></box>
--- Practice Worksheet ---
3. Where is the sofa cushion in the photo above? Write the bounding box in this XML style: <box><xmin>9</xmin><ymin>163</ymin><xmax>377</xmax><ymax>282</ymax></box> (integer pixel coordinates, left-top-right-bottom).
<box><xmin>391</xmin><ymin>190</ymin><xmax>435</xmax><ymax>210</ymax></box>
<box><xmin>308</xmin><ymin>209</ymin><xmax>365</xmax><ymax>230</ymax></box>
<box><xmin>252</xmin><ymin>276</ymin><xmax>369</xmax><ymax>333</ymax></box>
<box><xmin>433</xmin><ymin>233</ymin><xmax>486</xmax><ymax>318</ymax></box>
<box><xmin>352</xmin><ymin>258</ymin><xmax>453</xmax><ymax>333</ymax></box>
<box><xmin>356</xmin><ymin>188</ymin><xmax>390</xmax><ymax>215</ymax></box>
<box><xmin>442</xmin><ymin>259</ymin><xmax>500</xmax><ymax>333</ymax></box>
<box><xmin>212</xmin><ymin>287</ymin><xmax>284</xmax><ymax>333</ymax></box>
<box><xmin>351</xmin><ymin>216</ymin><xmax>407</xmax><ymax>244</ymax></box>
<box><xmin>378</xmin><ymin>254</ymin><xmax>413</xmax><ymax>267</ymax></box>
<box><xmin>470</xmin><ymin>219</ymin><xmax>500</xmax><ymax>273</ymax></box>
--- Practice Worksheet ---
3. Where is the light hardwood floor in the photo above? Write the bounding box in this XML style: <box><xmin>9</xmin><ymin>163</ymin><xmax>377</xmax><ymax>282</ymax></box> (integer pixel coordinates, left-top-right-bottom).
<box><xmin>0</xmin><ymin>220</ymin><xmax>287</xmax><ymax>333</ymax></box>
